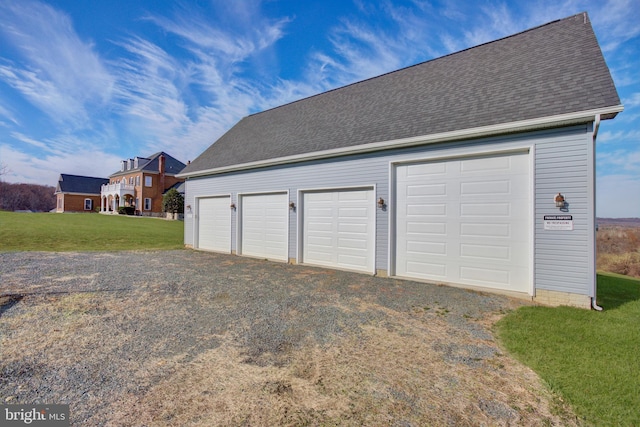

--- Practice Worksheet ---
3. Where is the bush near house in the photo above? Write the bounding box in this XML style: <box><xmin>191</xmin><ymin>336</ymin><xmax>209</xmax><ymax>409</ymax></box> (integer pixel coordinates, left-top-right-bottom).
<box><xmin>496</xmin><ymin>273</ymin><xmax>640</xmax><ymax>426</ymax></box>
<box><xmin>162</xmin><ymin>188</ymin><xmax>184</xmax><ymax>215</ymax></box>
<box><xmin>0</xmin><ymin>211</ymin><xmax>183</xmax><ymax>251</ymax></box>
<box><xmin>118</xmin><ymin>206</ymin><xmax>136</xmax><ymax>215</ymax></box>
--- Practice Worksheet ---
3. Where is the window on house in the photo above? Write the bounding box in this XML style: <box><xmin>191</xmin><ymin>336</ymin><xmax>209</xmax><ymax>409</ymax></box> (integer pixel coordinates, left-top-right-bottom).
<box><xmin>144</xmin><ymin>198</ymin><xmax>152</xmax><ymax>211</ymax></box>
<box><xmin>58</xmin><ymin>197</ymin><xmax>62</xmax><ymax>209</ymax></box>
<box><xmin>145</xmin><ymin>176</ymin><xmax>152</xmax><ymax>187</ymax></box>
<box><xmin>135</xmin><ymin>176</ymin><xmax>140</xmax><ymax>186</ymax></box>
<box><xmin>84</xmin><ymin>199</ymin><xmax>92</xmax><ymax>210</ymax></box>
<box><xmin>136</xmin><ymin>198</ymin><xmax>140</xmax><ymax>208</ymax></box>
<box><xmin>129</xmin><ymin>177</ymin><xmax>134</xmax><ymax>185</ymax></box>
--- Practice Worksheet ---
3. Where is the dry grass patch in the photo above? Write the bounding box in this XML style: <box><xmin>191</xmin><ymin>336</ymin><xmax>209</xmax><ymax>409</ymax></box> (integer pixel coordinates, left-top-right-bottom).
<box><xmin>1</xmin><ymin>251</ymin><xmax>581</xmax><ymax>426</ymax></box>
<box><xmin>105</xmin><ymin>306</ymin><xmax>577</xmax><ymax>427</ymax></box>
<box><xmin>597</xmin><ymin>226</ymin><xmax>640</xmax><ymax>277</ymax></box>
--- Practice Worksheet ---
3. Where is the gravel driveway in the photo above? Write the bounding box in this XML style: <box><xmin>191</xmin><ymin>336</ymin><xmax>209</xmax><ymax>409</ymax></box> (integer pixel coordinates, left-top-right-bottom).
<box><xmin>0</xmin><ymin>251</ymin><xmax>578</xmax><ymax>426</ymax></box>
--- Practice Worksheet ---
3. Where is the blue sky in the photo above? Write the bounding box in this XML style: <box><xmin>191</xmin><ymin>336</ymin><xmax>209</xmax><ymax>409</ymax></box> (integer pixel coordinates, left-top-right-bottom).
<box><xmin>0</xmin><ymin>0</ymin><xmax>638</xmax><ymax>217</ymax></box>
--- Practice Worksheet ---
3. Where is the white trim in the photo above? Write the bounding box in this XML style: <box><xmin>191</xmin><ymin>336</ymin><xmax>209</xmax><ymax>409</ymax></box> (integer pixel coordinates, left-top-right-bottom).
<box><xmin>388</xmin><ymin>146</ymin><xmax>534</xmax><ymax>294</ymax></box>
<box><xmin>297</xmin><ymin>185</ymin><xmax>377</xmax><ymax>274</ymax></box>
<box><xmin>528</xmin><ymin>144</ymin><xmax>536</xmax><ymax>296</ymax></box>
<box><xmin>587</xmin><ymin>122</ymin><xmax>597</xmax><ymax>298</ymax></box>
<box><xmin>387</xmin><ymin>161</ymin><xmax>396</xmax><ymax>277</ymax></box>
<box><xmin>56</xmin><ymin>192</ymin><xmax>101</xmax><ymax>196</ymax></box>
<box><xmin>178</xmin><ymin>106</ymin><xmax>623</xmax><ymax>179</ymax></box>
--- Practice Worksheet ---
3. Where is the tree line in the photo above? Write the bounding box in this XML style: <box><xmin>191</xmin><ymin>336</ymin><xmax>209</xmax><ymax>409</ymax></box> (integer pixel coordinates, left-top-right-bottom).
<box><xmin>0</xmin><ymin>181</ymin><xmax>56</xmax><ymax>212</ymax></box>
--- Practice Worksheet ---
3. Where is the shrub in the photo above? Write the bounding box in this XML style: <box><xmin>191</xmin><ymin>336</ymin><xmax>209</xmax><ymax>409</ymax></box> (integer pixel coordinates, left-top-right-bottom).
<box><xmin>118</xmin><ymin>206</ymin><xmax>135</xmax><ymax>215</ymax></box>
<box><xmin>162</xmin><ymin>188</ymin><xmax>184</xmax><ymax>214</ymax></box>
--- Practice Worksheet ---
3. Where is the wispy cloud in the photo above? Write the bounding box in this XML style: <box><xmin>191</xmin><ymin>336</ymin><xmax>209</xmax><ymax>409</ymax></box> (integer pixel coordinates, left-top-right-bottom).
<box><xmin>0</xmin><ymin>0</ymin><xmax>113</xmax><ymax>128</ymax></box>
<box><xmin>0</xmin><ymin>101</ymin><xmax>19</xmax><ymax>126</ymax></box>
<box><xmin>597</xmin><ymin>148</ymin><xmax>640</xmax><ymax>173</ymax></box>
<box><xmin>598</xmin><ymin>129</ymin><xmax>640</xmax><ymax>144</ymax></box>
<box><xmin>0</xmin><ymin>143</ymin><xmax>122</xmax><ymax>185</ymax></box>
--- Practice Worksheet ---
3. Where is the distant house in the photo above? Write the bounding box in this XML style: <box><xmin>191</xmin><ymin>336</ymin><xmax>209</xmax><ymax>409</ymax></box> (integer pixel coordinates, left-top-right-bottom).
<box><xmin>55</xmin><ymin>174</ymin><xmax>109</xmax><ymax>213</ymax></box>
<box><xmin>100</xmin><ymin>151</ymin><xmax>186</xmax><ymax>216</ymax></box>
<box><xmin>178</xmin><ymin>13</ymin><xmax>622</xmax><ymax>309</ymax></box>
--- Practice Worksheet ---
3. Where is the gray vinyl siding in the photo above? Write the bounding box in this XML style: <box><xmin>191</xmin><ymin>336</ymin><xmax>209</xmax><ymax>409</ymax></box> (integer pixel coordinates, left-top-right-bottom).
<box><xmin>534</xmin><ymin>124</ymin><xmax>594</xmax><ymax>296</ymax></box>
<box><xmin>185</xmin><ymin>155</ymin><xmax>391</xmax><ymax>267</ymax></box>
<box><xmin>185</xmin><ymin>124</ymin><xmax>594</xmax><ymax>296</ymax></box>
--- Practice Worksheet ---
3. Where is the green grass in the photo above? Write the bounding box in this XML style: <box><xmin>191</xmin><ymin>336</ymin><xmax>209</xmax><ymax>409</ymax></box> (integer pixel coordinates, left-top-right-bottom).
<box><xmin>0</xmin><ymin>211</ymin><xmax>184</xmax><ymax>251</ymax></box>
<box><xmin>496</xmin><ymin>273</ymin><xmax>640</xmax><ymax>426</ymax></box>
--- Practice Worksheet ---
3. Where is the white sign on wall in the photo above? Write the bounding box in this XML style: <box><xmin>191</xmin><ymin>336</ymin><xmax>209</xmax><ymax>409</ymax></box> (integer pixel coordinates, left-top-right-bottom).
<box><xmin>543</xmin><ymin>215</ymin><xmax>573</xmax><ymax>231</ymax></box>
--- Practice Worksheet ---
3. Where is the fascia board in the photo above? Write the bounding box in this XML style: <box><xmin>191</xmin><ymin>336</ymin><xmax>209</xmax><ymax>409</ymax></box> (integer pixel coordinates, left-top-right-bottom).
<box><xmin>178</xmin><ymin>105</ymin><xmax>624</xmax><ymax>179</ymax></box>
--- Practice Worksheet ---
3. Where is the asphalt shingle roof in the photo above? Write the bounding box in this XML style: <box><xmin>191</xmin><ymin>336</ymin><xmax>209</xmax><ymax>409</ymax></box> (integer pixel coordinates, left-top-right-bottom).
<box><xmin>181</xmin><ymin>12</ymin><xmax>621</xmax><ymax>176</ymax></box>
<box><xmin>56</xmin><ymin>174</ymin><xmax>109</xmax><ymax>195</ymax></box>
<box><xmin>109</xmin><ymin>151</ymin><xmax>186</xmax><ymax>178</ymax></box>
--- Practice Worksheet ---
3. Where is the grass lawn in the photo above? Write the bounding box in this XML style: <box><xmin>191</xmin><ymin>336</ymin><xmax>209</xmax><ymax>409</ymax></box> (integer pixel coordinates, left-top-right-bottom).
<box><xmin>496</xmin><ymin>273</ymin><xmax>640</xmax><ymax>426</ymax></box>
<box><xmin>0</xmin><ymin>211</ymin><xmax>184</xmax><ymax>251</ymax></box>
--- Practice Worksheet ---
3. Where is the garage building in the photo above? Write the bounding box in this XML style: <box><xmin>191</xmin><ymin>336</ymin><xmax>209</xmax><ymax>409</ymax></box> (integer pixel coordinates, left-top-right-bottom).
<box><xmin>178</xmin><ymin>13</ymin><xmax>622</xmax><ymax>308</ymax></box>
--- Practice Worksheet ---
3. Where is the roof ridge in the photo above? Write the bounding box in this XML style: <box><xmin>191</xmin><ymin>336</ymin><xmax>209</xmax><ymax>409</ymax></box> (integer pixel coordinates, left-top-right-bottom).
<box><xmin>248</xmin><ymin>12</ymin><xmax>586</xmax><ymax>118</ymax></box>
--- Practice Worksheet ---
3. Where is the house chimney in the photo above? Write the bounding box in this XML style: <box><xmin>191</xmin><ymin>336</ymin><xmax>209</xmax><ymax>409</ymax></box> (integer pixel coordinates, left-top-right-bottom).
<box><xmin>159</xmin><ymin>154</ymin><xmax>166</xmax><ymax>191</ymax></box>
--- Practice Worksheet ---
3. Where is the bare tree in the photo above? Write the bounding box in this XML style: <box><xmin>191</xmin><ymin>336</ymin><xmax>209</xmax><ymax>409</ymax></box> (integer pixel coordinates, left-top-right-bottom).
<box><xmin>0</xmin><ymin>163</ymin><xmax>9</xmax><ymax>180</ymax></box>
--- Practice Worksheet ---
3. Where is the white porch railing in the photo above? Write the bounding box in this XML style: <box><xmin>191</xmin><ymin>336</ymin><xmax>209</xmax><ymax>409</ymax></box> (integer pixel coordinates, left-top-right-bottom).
<box><xmin>101</xmin><ymin>183</ymin><xmax>135</xmax><ymax>193</ymax></box>
<box><xmin>100</xmin><ymin>183</ymin><xmax>136</xmax><ymax>212</ymax></box>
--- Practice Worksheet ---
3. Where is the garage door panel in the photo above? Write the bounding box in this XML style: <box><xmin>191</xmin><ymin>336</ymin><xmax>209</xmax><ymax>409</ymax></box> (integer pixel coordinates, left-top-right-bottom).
<box><xmin>338</xmin><ymin>254</ymin><xmax>368</xmax><ymax>268</ymax></box>
<box><xmin>460</xmin><ymin>266</ymin><xmax>510</xmax><ymax>284</ymax></box>
<box><xmin>461</xmin><ymin>156</ymin><xmax>511</xmax><ymax>172</ymax></box>
<box><xmin>460</xmin><ymin>203</ymin><xmax>510</xmax><ymax>216</ymax></box>
<box><xmin>407</xmin><ymin>241</ymin><xmax>447</xmax><ymax>255</ymax></box>
<box><xmin>303</xmin><ymin>189</ymin><xmax>374</xmax><ymax>273</ymax></box>
<box><xmin>460</xmin><ymin>223</ymin><xmax>511</xmax><ymax>237</ymax></box>
<box><xmin>461</xmin><ymin>180</ymin><xmax>510</xmax><ymax>196</ymax></box>
<box><xmin>408</xmin><ymin>204</ymin><xmax>447</xmax><ymax>215</ymax></box>
<box><xmin>406</xmin><ymin>162</ymin><xmax>446</xmax><ymax>176</ymax></box>
<box><xmin>197</xmin><ymin>196</ymin><xmax>231</xmax><ymax>252</ymax></box>
<box><xmin>407</xmin><ymin>222</ymin><xmax>447</xmax><ymax>234</ymax></box>
<box><xmin>407</xmin><ymin>261</ymin><xmax>447</xmax><ymax>277</ymax></box>
<box><xmin>460</xmin><ymin>244</ymin><xmax>510</xmax><ymax>260</ymax></box>
<box><xmin>241</xmin><ymin>193</ymin><xmax>288</xmax><ymax>261</ymax></box>
<box><xmin>396</xmin><ymin>152</ymin><xmax>530</xmax><ymax>292</ymax></box>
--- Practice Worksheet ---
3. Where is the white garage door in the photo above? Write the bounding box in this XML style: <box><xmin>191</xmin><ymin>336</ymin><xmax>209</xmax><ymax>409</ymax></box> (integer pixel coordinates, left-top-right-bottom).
<box><xmin>303</xmin><ymin>189</ymin><xmax>375</xmax><ymax>273</ymax></box>
<box><xmin>197</xmin><ymin>196</ymin><xmax>231</xmax><ymax>252</ymax></box>
<box><xmin>240</xmin><ymin>193</ymin><xmax>289</xmax><ymax>261</ymax></box>
<box><xmin>395</xmin><ymin>152</ymin><xmax>530</xmax><ymax>292</ymax></box>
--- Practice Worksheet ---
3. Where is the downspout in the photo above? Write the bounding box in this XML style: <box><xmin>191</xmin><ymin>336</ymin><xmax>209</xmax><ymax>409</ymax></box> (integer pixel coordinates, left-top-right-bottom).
<box><xmin>591</xmin><ymin>113</ymin><xmax>603</xmax><ymax>311</ymax></box>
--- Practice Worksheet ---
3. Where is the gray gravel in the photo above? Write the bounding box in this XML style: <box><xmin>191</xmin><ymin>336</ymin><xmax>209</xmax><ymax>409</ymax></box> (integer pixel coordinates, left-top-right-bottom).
<box><xmin>0</xmin><ymin>250</ymin><xmax>528</xmax><ymax>425</ymax></box>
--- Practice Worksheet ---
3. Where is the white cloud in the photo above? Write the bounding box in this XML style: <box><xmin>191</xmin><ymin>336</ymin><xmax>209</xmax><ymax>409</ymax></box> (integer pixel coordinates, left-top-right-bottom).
<box><xmin>597</xmin><ymin>148</ymin><xmax>640</xmax><ymax>174</ymax></box>
<box><xmin>0</xmin><ymin>101</ymin><xmax>19</xmax><ymax>126</ymax></box>
<box><xmin>623</xmin><ymin>92</ymin><xmax>640</xmax><ymax>108</ymax></box>
<box><xmin>0</xmin><ymin>0</ymin><xmax>113</xmax><ymax>128</ymax></box>
<box><xmin>598</xmin><ymin>129</ymin><xmax>640</xmax><ymax>144</ymax></box>
<box><xmin>0</xmin><ymin>144</ymin><xmax>122</xmax><ymax>186</ymax></box>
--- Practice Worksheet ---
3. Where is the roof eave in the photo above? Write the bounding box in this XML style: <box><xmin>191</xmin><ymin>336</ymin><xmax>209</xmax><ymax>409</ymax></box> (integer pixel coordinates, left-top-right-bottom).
<box><xmin>178</xmin><ymin>105</ymin><xmax>623</xmax><ymax>179</ymax></box>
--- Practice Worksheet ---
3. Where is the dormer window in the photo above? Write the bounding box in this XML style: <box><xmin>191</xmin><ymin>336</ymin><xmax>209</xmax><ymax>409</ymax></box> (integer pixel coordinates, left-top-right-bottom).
<box><xmin>134</xmin><ymin>157</ymin><xmax>139</xmax><ymax>168</ymax></box>
<box><xmin>120</xmin><ymin>161</ymin><xmax>125</xmax><ymax>172</ymax></box>
<box><xmin>127</xmin><ymin>159</ymin><xmax>133</xmax><ymax>170</ymax></box>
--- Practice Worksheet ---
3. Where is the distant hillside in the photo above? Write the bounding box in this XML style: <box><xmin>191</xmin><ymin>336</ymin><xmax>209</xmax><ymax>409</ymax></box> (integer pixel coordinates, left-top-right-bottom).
<box><xmin>597</xmin><ymin>218</ymin><xmax>640</xmax><ymax>227</ymax></box>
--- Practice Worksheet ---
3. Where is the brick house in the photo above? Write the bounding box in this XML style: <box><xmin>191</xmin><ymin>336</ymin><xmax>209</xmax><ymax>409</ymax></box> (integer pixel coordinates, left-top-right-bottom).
<box><xmin>55</xmin><ymin>174</ymin><xmax>109</xmax><ymax>213</ymax></box>
<box><xmin>100</xmin><ymin>152</ymin><xmax>186</xmax><ymax>216</ymax></box>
